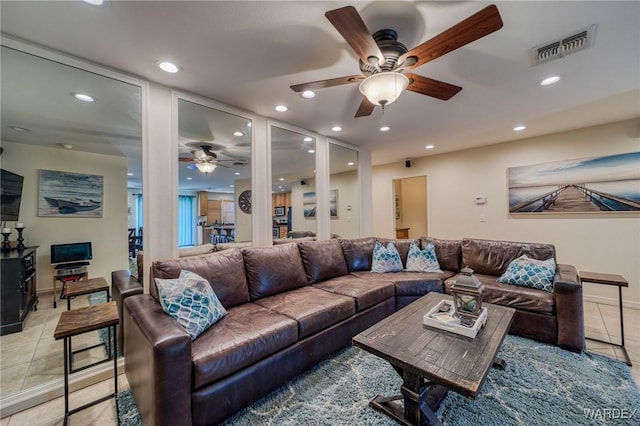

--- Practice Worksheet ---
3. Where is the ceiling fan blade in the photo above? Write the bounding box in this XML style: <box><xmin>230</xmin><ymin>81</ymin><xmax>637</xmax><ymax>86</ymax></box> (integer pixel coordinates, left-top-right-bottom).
<box><xmin>355</xmin><ymin>97</ymin><xmax>376</xmax><ymax>117</ymax></box>
<box><xmin>405</xmin><ymin>73</ymin><xmax>462</xmax><ymax>100</ymax></box>
<box><xmin>399</xmin><ymin>4</ymin><xmax>503</xmax><ymax>70</ymax></box>
<box><xmin>325</xmin><ymin>6</ymin><xmax>383</xmax><ymax>66</ymax></box>
<box><xmin>179</xmin><ymin>157</ymin><xmax>194</xmax><ymax>163</ymax></box>
<box><xmin>291</xmin><ymin>75</ymin><xmax>364</xmax><ymax>93</ymax></box>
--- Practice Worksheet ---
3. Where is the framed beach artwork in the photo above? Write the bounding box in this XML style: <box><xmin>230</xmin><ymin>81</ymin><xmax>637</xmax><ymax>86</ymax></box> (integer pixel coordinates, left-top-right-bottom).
<box><xmin>507</xmin><ymin>152</ymin><xmax>640</xmax><ymax>214</ymax></box>
<box><xmin>38</xmin><ymin>170</ymin><xmax>104</xmax><ymax>217</ymax></box>
<box><xmin>303</xmin><ymin>190</ymin><xmax>338</xmax><ymax>218</ymax></box>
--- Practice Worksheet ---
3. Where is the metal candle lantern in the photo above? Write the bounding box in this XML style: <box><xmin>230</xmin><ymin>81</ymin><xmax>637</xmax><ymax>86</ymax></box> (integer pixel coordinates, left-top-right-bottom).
<box><xmin>451</xmin><ymin>267</ymin><xmax>484</xmax><ymax>324</ymax></box>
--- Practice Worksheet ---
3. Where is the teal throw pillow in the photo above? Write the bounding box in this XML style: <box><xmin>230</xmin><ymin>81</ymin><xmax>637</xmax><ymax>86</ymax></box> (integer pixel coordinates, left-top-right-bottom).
<box><xmin>155</xmin><ymin>270</ymin><xmax>227</xmax><ymax>340</ymax></box>
<box><xmin>497</xmin><ymin>255</ymin><xmax>556</xmax><ymax>292</ymax></box>
<box><xmin>405</xmin><ymin>242</ymin><xmax>442</xmax><ymax>272</ymax></box>
<box><xmin>371</xmin><ymin>241</ymin><xmax>403</xmax><ymax>273</ymax></box>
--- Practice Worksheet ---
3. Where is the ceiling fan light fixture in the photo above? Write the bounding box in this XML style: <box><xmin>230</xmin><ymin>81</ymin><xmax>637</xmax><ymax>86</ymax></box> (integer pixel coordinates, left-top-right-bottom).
<box><xmin>195</xmin><ymin>162</ymin><xmax>217</xmax><ymax>174</ymax></box>
<box><xmin>359</xmin><ymin>72</ymin><xmax>409</xmax><ymax>107</ymax></box>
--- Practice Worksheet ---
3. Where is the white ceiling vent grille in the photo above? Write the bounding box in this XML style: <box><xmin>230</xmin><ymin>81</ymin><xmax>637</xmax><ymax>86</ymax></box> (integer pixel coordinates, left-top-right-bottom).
<box><xmin>530</xmin><ymin>24</ymin><xmax>597</xmax><ymax>65</ymax></box>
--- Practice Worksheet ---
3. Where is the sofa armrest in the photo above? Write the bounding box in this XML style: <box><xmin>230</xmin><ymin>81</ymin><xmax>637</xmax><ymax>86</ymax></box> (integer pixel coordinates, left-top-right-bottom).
<box><xmin>553</xmin><ymin>264</ymin><xmax>585</xmax><ymax>352</ymax></box>
<box><xmin>123</xmin><ymin>295</ymin><xmax>192</xmax><ymax>426</ymax></box>
<box><xmin>111</xmin><ymin>270</ymin><xmax>143</xmax><ymax>351</ymax></box>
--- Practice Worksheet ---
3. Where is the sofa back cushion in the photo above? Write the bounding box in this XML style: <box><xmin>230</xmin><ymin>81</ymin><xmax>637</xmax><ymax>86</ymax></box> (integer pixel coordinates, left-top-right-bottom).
<box><xmin>150</xmin><ymin>249</ymin><xmax>249</xmax><ymax>308</ymax></box>
<box><xmin>420</xmin><ymin>238</ymin><xmax>462</xmax><ymax>272</ymax></box>
<box><xmin>298</xmin><ymin>239</ymin><xmax>349</xmax><ymax>283</ymax></box>
<box><xmin>243</xmin><ymin>244</ymin><xmax>309</xmax><ymax>300</ymax></box>
<box><xmin>461</xmin><ymin>238</ymin><xmax>556</xmax><ymax>276</ymax></box>
<box><xmin>339</xmin><ymin>237</ymin><xmax>376</xmax><ymax>272</ymax></box>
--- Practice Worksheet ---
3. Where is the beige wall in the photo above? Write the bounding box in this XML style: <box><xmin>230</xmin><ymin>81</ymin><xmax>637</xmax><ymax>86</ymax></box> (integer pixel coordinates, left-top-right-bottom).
<box><xmin>330</xmin><ymin>170</ymin><xmax>360</xmax><ymax>238</ymax></box>
<box><xmin>291</xmin><ymin>179</ymin><xmax>317</xmax><ymax>234</ymax></box>
<box><xmin>372</xmin><ymin>119</ymin><xmax>640</xmax><ymax>306</ymax></box>
<box><xmin>2</xmin><ymin>141</ymin><xmax>129</xmax><ymax>293</ymax></box>
<box><xmin>394</xmin><ymin>176</ymin><xmax>428</xmax><ymax>239</ymax></box>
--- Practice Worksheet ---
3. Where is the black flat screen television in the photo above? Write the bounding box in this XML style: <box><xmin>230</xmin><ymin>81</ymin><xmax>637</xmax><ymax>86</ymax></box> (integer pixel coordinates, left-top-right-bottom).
<box><xmin>1</xmin><ymin>169</ymin><xmax>24</xmax><ymax>221</ymax></box>
<box><xmin>51</xmin><ymin>242</ymin><xmax>93</xmax><ymax>265</ymax></box>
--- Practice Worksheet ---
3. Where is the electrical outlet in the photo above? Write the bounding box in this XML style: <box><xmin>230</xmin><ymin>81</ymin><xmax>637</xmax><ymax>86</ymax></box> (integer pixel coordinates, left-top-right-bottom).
<box><xmin>480</xmin><ymin>214</ymin><xmax>486</xmax><ymax>222</ymax></box>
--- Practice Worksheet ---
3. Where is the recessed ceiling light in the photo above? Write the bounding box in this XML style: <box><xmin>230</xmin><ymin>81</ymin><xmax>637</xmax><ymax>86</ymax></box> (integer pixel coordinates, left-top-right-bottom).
<box><xmin>73</xmin><ymin>93</ymin><xmax>95</xmax><ymax>102</ymax></box>
<box><xmin>186</xmin><ymin>177</ymin><xmax>193</xmax><ymax>180</ymax></box>
<box><xmin>247</xmin><ymin>122</ymin><xmax>252</xmax><ymax>127</ymax></box>
<box><xmin>83</xmin><ymin>0</ymin><xmax>104</xmax><ymax>5</ymax></box>
<box><xmin>308</xmin><ymin>149</ymin><xmax>316</xmax><ymax>154</ymax></box>
<box><xmin>280</xmin><ymin>189</ymin><xmax>285</xmax><ymax>192</ymax></box>
<box><xmin>275</xmin><ymin>105</ymin><xmax>288</xmax><ymax>112</ymax></box>
<box><xmin>159</xmin><ymin>61</ymin><xmax>180</xmax><ymax>73</ymax></box>
<box><xmin>347</xmin><ymin>162</ymin><xmax>355</xmax><ymax>166</ymax></box>
<box><xmin>59</xmin><ymin>143</ymin><xmax>74</xmax><ymax>149</ymax></box>
<box><xmin>230</xmin><ymin>185</ymin><xmax>234</xmax><ymax>188</ymax></box>
<box><xmin>233</xmin><ymin>131</ymin><xmax>244</xmax><ymax>137</ymax></box>
<box><xmin>303</xmin><ymin>137</ymin><xmax>313</xmax><ymax>142</ymax></box>
<box><xmin>279</xmin><ymin>177</ymin><xmax>284</xmax><ymax>181</ymax></box>
<box><xmin>425</xmin><ymin>145</ymin><xmax>435</xmax><ymax>150</ymax></box>
<box><xmin>127</xmin><ymin>173</ymin><xmax>134</xmax><ymax>176</ymax></box>
<box><xmin>234</xmin><ymin>172</ymin><xmax>241</xmax><ymax>176</ymax></box>
<box><xmin>9</xmin><ymin>126</ymin><xmax>31</xmax><ymax>132</ymax></box>
<box><xmin>332</xmin><ymin>126</ymin><xmax>342</xmax><ymax>132</ymax></box>
<box><xmin>301</xmin><ymin>91</ymin><xmax>316</xmax><ymax>99</ymax></box>
<box><xmin>380</xmin><ymin>126</ymin><xmax>391</xmax><ymax>132</ymax></box>
<box><xmin>540</xmin><ymin>75</ymin><xmax>561</xmax><ymax>86</ymax></box>
<box><xmin>513</xmin><ymin>125</ymin><xmax>527</xmax><ymax>131</ymax></box>
<box><xmin>278</xmin><ymin>186</ymin><xmax>283</xmax><ymax>189</ymax></box>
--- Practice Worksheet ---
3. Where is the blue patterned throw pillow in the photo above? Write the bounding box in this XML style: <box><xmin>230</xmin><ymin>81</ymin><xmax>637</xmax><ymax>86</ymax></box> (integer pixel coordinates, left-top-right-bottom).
<box><xmin>371</xmin><ymin>241</ymin><xmax>403</xmax><ymax>273</ymax></box>
<box><xmin>497</xmin><ymin>255</ymin><xmax>556</xmax><ymax>292</ymax></box>
<box><xmin>155</xmin><ymin>270</ymin><xmax>227</xmax><ymax>340</ymax></box>
<box><xmin>406</xmin><ymin>242</ymin><xmax>442</xmax><ymax>272</ymax></box>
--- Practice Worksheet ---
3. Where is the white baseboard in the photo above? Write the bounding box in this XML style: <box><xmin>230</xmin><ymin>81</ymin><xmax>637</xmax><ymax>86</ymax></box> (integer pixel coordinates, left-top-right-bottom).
<box><xmin>583</xmin><ymin>294</ymin><xmax>640</xmax><ymax>310</ymax></box>
<box><xmin>0</xmin><ymin>358</ymin><xmax>124</xmax><ymax>418</ymax></box>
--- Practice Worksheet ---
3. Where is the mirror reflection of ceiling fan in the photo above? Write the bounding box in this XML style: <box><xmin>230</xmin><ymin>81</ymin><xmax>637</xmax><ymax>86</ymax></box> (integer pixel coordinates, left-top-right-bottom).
<box><xmin>291</xmin><ymin>4</ymin><xmax>503</xmax><ymax>117</ymax></box>
<box><xmin>179</xmin><ymin>142</ymin><xmax>248</xmax><ymax>174</ymax></box>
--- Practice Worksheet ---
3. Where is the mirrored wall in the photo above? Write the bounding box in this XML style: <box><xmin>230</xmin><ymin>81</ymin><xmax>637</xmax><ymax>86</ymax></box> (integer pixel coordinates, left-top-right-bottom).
<box><xmin>270</xmin><ymin>125</ymin><xmax>316</xmax><ymax>240</ymax></box>
<box><xmin>0</xmin><ymin>45</ymin><xmax>142</xmax><ymax>401</ymax></box>
<box><xmin>177</xmin><ymin>99</ymin><xmax>252</xmax><ymax>247</ymax></box>
<box><xmin>329</xmin><ymin>143</ymin><xmax>360</xmax><ymax>238</ymax></box>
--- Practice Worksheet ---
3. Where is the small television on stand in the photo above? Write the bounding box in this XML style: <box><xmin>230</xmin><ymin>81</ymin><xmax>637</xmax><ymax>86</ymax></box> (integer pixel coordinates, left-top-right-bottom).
<box><xmin>1</xmin><ymin>169</ymin><xmax>24</xmax><ymax>222</ymax></box>
<box><xmin>51</xmin><ymin>242</ymin><xmax>93</xmax><ymax>272</ymax></box>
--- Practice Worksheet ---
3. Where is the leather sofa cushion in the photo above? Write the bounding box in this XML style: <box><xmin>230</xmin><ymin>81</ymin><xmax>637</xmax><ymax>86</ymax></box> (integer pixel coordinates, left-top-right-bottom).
<box><xmin>191</xmin><ymin>303</ymin><xmax>298</xmax><ymax>388</ymax></box>
<box><xmin>419</xmin><ymin>237</ymin><xmax>462</xmax><ymax>272</ymax></box>
<box><xmin>254</xmin><ymin>287</ymin><xmax>356</xmax><ymax>339</ymax></box>
<box><xmin>150</xmin><ymin>249</ymin><xmax>249</xmax><ymax>308</ymax></box>
<box><xmin>312</xmin><ymin>275</ymin><xmax>394</xmax><ymax>311</ymax></box>
<box><xmin>339</xmin><ymin>237</ymin><xmax>376</xmax><ymax>272</ymax></box>
<box><xmin>376</xmin><ymin>238</ymin><xmax>416</xmax><ymax>267</ymax></box>
<box><xmin>298</xmin><ymin>240</ymin><xmax>349</xmax><ymax>283</ymax></box>
<box><xmin>461</xmin><ymin>238</ymin><xmax>556</xmax><ymax>277</ymax></box>
<box><xmin>444</xmin><ymin>273</ymin><xmax>554</xmax><ymax>315</ymax></box>
<box><xmin>243</xmin><ymin>244</ymin><xmax>309</xmax><ymax>300</ymax></box>
<box><xmin>350</xmin><ymin>271</ymin><xmax>451</xmax><ymax>296</ymax></box>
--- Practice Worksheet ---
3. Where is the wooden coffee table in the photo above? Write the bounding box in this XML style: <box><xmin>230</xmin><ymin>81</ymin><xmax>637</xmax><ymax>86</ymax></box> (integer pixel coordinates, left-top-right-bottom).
<box><xmin>353</xmin><ymin>292</ymin><xmax>515</xmax><ymax>426</ymax></box>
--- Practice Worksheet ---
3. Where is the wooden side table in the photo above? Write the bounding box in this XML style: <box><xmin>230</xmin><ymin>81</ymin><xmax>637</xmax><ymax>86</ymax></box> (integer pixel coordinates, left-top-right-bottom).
<box><xmin>580</xmin><ymin>271</ymin><xmax>631</xmax><ymax>366</ymax></box>
<box><xmin>54</xmin><ymin>301</ymin><xmax>119</xmax><ymax>426</ymax></box>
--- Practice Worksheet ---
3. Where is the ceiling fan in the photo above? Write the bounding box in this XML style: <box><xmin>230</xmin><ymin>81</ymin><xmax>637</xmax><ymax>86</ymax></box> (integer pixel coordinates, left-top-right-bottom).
<box><xmin>290</xmin><ymin>4</ymin><xmax>503</xmax><ymax>117</ymax></box>
<box><xmin>179</xmin><ymin>142</ymin><xmax>247</xmax><ymax>174</ymax></box>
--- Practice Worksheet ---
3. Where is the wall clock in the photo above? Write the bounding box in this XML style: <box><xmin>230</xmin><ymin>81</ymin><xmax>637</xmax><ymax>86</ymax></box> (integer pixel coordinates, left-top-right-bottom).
<box><xmin>238</xmin><ymin>190</ymin><xmax>252</xmax><ymax>214</ymax></box>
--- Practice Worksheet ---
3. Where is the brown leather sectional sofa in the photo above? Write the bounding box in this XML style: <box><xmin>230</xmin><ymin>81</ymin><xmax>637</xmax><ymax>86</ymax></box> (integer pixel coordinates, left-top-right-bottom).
<box><xmin>114</xmin><ymin>236</ymin><xmax>584</xmax><ymax>426</ymax></box>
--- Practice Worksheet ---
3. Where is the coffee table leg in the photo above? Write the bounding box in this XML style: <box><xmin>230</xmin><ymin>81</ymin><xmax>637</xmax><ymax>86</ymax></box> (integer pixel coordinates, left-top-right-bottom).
<box><xmin>369</xmin><ymin>366</ymin><xmax>446</xmax><ymax>426</ymax></box>
<box><xmin>493</xmin><ymin>356</ymin><xmax>506</xmax><ymax>370</ymax></box>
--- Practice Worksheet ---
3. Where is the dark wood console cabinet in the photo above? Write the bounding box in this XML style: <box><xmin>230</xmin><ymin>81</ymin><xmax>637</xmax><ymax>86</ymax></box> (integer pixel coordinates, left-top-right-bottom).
<box><xmin>1</xmin><ymin>246</ymin><xmax>38</xmax><ymax>335</ymax></box>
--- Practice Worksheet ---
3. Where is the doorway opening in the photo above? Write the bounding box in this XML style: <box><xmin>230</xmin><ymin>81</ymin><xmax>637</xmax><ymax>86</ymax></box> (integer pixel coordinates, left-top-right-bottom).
<box><xmin>393</xmin><ymin>176</ymin><xmax>427</xmax><ymax>239</ymax></box>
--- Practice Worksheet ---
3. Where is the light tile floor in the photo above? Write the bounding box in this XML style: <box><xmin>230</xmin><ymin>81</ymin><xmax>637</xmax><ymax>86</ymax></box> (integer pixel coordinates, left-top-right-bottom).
<box><xmin>2</xmin><ymin>300</ymin><xmax>639</xmax><ymax>425</ymax></box>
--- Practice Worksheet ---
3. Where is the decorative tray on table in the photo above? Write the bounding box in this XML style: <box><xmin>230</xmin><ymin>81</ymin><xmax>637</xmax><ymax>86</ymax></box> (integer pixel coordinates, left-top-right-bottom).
<box><xmin>423</xmin><ymin>299</ymin><xmax>488</xmax><ymax>338</ymax></box>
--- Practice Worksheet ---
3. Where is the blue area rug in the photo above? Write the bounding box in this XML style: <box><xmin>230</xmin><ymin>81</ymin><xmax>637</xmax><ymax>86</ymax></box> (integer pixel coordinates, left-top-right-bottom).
<box><xmin>117</xmin><ymin>335</ymin><xmax>640</xmax><ymax>425</ymax></box>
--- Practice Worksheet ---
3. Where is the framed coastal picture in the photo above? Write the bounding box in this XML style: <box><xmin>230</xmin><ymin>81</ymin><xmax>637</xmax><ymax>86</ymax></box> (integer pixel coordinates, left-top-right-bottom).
<box><xmin>38</xmin><ymin>170</ymin><xmax>104</xmax><ymax>217</ymax></box>
<box><xmin>507</xmin><ymin>152</ymin><xmax>640</xmax><ymax>214</ymax></box>
<box><xmin>303</xmin><ymin>189</ymin><xmax>338</xmax><ymax>218</ymax></box>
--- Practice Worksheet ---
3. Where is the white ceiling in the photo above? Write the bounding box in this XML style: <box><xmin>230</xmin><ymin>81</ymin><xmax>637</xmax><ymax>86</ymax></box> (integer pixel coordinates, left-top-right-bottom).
<box><xmin>1</xmin><ymin>1</ymin><xmax>639</xmax><ymax>170</ymax></box>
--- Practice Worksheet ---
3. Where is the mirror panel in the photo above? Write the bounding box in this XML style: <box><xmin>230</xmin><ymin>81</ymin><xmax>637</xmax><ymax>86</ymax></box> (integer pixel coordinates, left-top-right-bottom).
<box><xmin>177</xmin><ymin>99</ymin><xmax>252</xmax><ymax>247</ymax></box>
<box><xmin>0</xmin><ymin>46</ymin><xmax>142</xmax><ymax>399</ymax></box>
<box><xmin>329</xmin><ymin>143</ymin><xmax>360</xmax><ymax>238</ymax></box>
<box><xmin>270</xmin><ymin>126</ymin><xmax>316</xmax><ymax>240</ymax></box>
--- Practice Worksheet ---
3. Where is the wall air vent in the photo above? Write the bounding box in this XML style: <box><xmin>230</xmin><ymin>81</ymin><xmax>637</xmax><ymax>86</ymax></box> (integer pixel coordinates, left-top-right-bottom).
<box><xmin>529</xmin><ymin>24</ymin><xmax>597</xmax><ymax>66</ymax></box>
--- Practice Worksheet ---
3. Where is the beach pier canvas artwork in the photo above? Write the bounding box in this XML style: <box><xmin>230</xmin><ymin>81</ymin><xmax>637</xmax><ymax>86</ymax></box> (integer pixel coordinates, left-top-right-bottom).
<box><xmin>508</xmin><ymin>152</ymin><xmax>640</xmax><ymax>214</ymax></box>
<box><xmin>38</xmin><ymin>170</ymin><xmax>104</xmax><ymax>217</ymax></box>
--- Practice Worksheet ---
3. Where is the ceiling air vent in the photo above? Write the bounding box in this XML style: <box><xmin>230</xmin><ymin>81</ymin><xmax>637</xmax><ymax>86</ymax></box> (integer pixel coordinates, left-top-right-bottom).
<box><xmin>529</xmin><ymin>24</ymin><xmax>597</xmax><ymax>66</ymax></box>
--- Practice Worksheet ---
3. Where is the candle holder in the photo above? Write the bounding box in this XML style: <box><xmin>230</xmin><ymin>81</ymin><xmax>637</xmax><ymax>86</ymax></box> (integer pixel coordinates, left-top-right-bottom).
<box><xmin>1</xmin><ymin>232</ymin><xmax>11</xmax><ymax>252</ymax></box>
<box><xmin>16</xmin><ymin>227</ymin><xmax>25</xmax><ymax>250</ymax></box>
